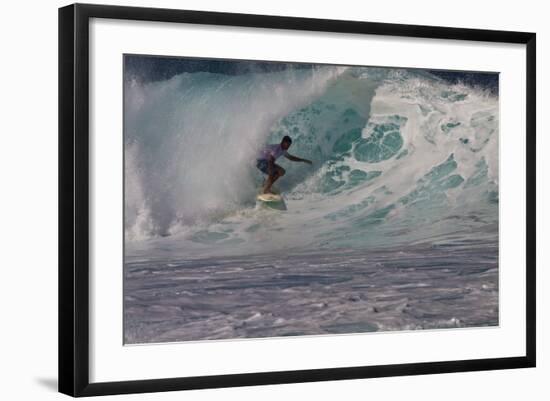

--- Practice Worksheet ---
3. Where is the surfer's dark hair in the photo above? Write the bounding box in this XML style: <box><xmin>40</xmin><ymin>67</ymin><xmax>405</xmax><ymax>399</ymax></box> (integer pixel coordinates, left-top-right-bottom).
<box><xmin>282</xmin><ymin>135</ymin><xmax>292</xmax><ymax>144</ymax></box>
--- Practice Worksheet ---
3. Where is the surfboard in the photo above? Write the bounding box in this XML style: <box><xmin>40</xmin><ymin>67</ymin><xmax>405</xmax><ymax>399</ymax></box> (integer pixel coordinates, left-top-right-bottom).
<box><xmin>256</xmin><ymin>188</ymin><xmax>287</xmax><ymax>210</ymax></box>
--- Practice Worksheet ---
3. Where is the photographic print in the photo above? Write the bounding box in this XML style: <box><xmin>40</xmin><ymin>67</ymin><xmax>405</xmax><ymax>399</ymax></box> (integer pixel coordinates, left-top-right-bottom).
<box><xmin>123</xmin><ymin>55</ymin><xmax>499</xmax><ymax>345</ymax></box>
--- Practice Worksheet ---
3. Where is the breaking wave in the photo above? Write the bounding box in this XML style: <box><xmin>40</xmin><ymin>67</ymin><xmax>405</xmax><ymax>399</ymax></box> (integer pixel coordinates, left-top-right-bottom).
<box><xmin>124</xmin><ymin>65</ymin><xmax>498</xmax><ymax>257</ymax></box>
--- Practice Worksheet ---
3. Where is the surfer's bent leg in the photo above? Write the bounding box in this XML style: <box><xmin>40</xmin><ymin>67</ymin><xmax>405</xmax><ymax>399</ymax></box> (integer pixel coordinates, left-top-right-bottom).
<box><xmin>263</xmin><ymin>164</ymin><xmax>285</xmax><ymax>194</ymax></box>
<box><xmin>275</xmin><ymin>165</ymin><xmax>285</xmax><ymax>178</ymax></box>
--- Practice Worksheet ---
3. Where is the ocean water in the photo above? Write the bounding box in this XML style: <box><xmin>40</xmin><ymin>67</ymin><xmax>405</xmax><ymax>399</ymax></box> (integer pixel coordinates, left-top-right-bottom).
<box><xmin>124</xmin><ymin>62</ymin><xmax>499</xmax><ymax>344</ymax></box>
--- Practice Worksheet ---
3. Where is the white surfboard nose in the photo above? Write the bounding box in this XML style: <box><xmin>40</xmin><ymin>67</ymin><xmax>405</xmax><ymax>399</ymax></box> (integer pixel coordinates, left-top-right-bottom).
<box><xmin>256</xmin><ymin>193</ymin><xmax>287</xmax><ymax>211</ymax></box>
<box><xmin>257</xmin><ymin>193</ymin><xmax>282</xmax><ymax>202</ymax></box>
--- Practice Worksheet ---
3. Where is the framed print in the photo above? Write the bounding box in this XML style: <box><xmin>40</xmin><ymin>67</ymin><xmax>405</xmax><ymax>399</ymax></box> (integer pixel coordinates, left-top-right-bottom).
<box><xmin>58</xmin><ymin>3</ymin><xmax>536</xmax><ymax>397</ymax></box>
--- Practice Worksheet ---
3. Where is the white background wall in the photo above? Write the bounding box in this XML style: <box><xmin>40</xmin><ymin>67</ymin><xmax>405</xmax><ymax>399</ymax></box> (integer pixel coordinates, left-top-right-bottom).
<box><xmin>0</xmin><ymin>0</ymin><xmax>546</xmax><ymax>399</ymax></box>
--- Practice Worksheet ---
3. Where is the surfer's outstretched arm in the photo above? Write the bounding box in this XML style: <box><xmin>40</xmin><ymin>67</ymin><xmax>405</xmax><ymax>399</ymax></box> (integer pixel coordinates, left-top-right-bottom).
<box><xmin>284</xmin><ymin>153</ymin><xmax>312</xmax><ymax>165</ymax></box>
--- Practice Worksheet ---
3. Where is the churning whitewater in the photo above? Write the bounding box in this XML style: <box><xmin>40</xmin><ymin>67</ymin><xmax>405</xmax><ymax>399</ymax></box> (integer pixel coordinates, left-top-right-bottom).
<box><xmin>124</xmin><ymin>63</ymin><xmax>499</xmax><ymax>344</ymax></box>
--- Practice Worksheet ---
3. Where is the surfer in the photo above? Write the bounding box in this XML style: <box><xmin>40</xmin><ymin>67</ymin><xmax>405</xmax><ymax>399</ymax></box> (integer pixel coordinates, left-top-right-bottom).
<box><xmin>256</xmin><ymin>136</ymin><xmax>312</xmax><ymax>194</ymax></box>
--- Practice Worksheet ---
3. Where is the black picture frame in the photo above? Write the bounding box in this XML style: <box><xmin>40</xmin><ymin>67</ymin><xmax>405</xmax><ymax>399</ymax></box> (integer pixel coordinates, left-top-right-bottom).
<box><xmin>59</xmin><ymin>3</ymin><xmax>536</xmax><ymax>397</ymax></box>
